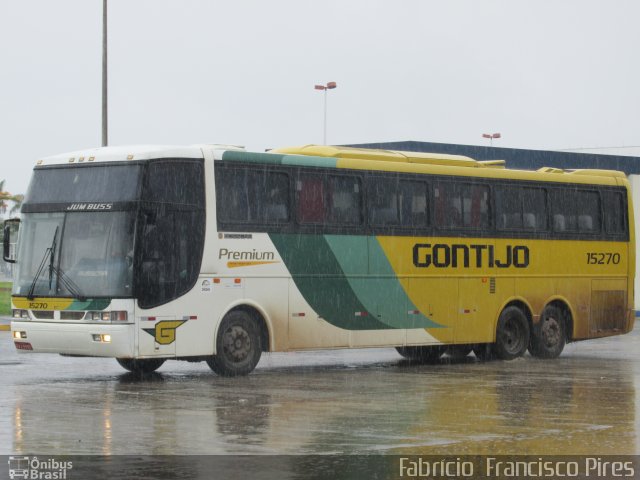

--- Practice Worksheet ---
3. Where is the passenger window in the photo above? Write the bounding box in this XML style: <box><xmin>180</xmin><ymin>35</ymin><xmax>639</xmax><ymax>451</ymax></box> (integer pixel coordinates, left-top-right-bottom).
<box><xmin>369</xmin><ymin>177</ymin><xmax>400</xmax><ymax>226</ymax></box>
<box><xmin>603</xmin><ymin>191</ymin><xmax>626</xmax><ymax>234</ymax></box>
<box><xmin>550</xmin><ymin>189</ymin><xmax>601</xmax><ymax>233</ymax></box>
<box><xmin>435</xmin><ymin>183</ymin><xmax>488</xmax><ymax>229</ymax></box>
<box><xmin>327</xmin><ymin>175</ymin><xmax>362</xmax><ymax>225</ymax></box>
<box><xmin>495</xmin><ymin>186</ymin><xmax>547</xmax><ymax>231</ymax></box>
<box><xmin>296</xmin><ymin>174</ymin><xmax>325</xmax><ymax>224</ymax></box>
<box><xmin>255</xmin><ymin>172</ymin><xmax>289</xmax><ymax>223</ymax></box>
<box><xmin>369</xmin><ymin>178</ymin><xmax>428</xmax><ymax>228</ymax></box>
<box><xmin>216</xmin><ymin>167</ymin><xmax>290</xmax><ymax>224</ymax></box>
<box><xmin>400</xmin><ymin>180</ymin><xmax>428</xmax><ymax>227</ymax></box>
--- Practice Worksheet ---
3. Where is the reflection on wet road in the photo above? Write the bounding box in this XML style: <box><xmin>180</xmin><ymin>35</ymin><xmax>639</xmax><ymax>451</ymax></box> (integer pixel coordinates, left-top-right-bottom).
<box><xmin>1</xmin><ymin>326</ymin><xmax>639</xmax><ymax>455</ymax></box>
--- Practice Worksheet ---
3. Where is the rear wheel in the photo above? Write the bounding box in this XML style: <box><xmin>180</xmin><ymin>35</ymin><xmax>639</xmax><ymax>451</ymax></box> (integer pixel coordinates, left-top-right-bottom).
<box><xmin>529</xmin><ymin>305</ymin><xmax>566</xmax><ymax>359</ymax></box>
<box><xmin>207</xmin><ymin>310</ymin><xmax>262</xmax><ymax>376</ymax></box>
<box><xmin>116</xmin><ymin>358</ymin><xmax>165</xmax><ymax>373</ymax></box>
<box><xmin>395</xmin><ymin>345</ymin><xmax>444</xmax><ymax>362</ymax></box>
<box><xmin>494</xmin><ymin>306</ymin><xmax>530</xmax><ymax>360</ymax></box>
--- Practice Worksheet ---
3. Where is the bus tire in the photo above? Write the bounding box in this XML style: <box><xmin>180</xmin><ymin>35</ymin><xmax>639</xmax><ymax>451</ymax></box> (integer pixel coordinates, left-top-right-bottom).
<box><xmin>494</xmin><ymin>306</ymin><xmax>530</xmax><ymax>360</ymax></box>
<box><xmin>395</xmin><ymin>345</ymin><xmax>443</xmax><ymax>362</ymax></box>
<box><xmin>116</xmin><ymin>358</ymin><xmax>165</xmax><ymax>373</ymax></box>
<box><xmin>207</xmin><ymin>310</ymin><xmax>262</xmax><ymax>376</ymax></box>
<box><xmin>529</xmin><ymin>305</ymin><xmax>566</xmax><ymax>359</ymax></box>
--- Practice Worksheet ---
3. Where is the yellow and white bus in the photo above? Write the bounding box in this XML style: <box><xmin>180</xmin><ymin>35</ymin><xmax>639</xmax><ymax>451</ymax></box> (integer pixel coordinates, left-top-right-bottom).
<box><xmin>4</xmin><ymin>144</ymin><xmax>635</xmax><ymax>375</ymax></box>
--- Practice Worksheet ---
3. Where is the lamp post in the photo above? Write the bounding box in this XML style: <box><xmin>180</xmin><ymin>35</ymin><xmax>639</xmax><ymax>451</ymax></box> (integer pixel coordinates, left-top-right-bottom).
<box><xmin>102</xmin><ymin>0</ymin><xmax>108</xmax><ymax>147</ymax></box>
<box><xmin>314</xmin><ymin>81</ymin><xmax>337</xmax><ymax>145</ymax></box>
<box><xmin>482</xmin><ymin>132</ymin><xmax>501</xmax><ymax>146</ymax></box>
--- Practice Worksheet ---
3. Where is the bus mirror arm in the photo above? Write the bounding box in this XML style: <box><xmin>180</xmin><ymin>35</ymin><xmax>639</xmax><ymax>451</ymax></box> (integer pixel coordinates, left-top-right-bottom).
<box><xmin>3</xmin><ymin>218</ymin><xmax>20</xmax><ymax>264</ymax></box>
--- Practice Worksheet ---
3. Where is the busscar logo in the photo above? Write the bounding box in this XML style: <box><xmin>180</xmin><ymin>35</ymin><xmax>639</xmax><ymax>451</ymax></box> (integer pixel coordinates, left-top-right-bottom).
<box><xmin>8</xmin><ymin>456</ymin><xmax>73</xmax><ymax>479</ymax></box>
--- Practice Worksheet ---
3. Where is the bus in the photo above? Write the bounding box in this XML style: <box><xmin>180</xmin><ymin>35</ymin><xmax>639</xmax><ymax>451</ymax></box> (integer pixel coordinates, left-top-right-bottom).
<box><xmin>4</xmin><ymin>144</ymin><xmax>635</xmax><ymax>375</ymax></box>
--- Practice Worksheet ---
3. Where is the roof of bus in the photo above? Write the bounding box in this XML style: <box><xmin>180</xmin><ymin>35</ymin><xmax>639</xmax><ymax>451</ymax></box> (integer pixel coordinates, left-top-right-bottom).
<box><xmin>228</xmin><ymin>145</ymin><xmax>628</xmax><ymax>186</ymax></box>
<box><xmin>35</xmin><ymin>144</ymin><xmax>245</xmax><ymax>166</ymax></box>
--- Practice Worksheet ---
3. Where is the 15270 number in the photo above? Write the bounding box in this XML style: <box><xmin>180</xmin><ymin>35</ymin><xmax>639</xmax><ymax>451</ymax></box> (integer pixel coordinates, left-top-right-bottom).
<box><xmin>586</xmin><ymin>252</ymin><xmax>621</xmax><ymax>265</ymax></box>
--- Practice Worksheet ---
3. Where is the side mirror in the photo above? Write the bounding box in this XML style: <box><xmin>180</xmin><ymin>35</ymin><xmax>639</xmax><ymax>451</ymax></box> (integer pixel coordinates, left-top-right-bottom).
<box><xmin>3</xmin><ymin>218</ymin><xmax>20</xmax><ymax>263</ymax></box>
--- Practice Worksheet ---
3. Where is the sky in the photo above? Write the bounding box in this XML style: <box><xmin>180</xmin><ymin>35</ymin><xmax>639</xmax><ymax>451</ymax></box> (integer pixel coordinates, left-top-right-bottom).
<box><xmin>1</xmin><ymin>0</ymin><xmax>639</xmax><ymax>195</ymax></box>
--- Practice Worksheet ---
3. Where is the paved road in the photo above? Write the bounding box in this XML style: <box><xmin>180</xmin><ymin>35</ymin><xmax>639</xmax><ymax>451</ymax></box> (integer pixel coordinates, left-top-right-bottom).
<box><xmin>1</xmin><ymin>326</ymin><xmax>639</xmax><ymax>456</ymax></box>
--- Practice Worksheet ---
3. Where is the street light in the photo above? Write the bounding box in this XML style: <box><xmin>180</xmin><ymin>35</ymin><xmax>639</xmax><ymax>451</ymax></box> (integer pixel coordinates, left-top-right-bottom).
<box><xmin>102</xmin><ymin>0</ymin><xmax>108</xmax><ymax>147</ymax></box>
<box><xmin>314</xmin><ymin>81</ymin><xmax>337</xmax><ymax>145</ymax></box>
<box><xmin>482</xmin><ymin>132</ymin><xmax>501</xmax><ymax>146</ymax></box>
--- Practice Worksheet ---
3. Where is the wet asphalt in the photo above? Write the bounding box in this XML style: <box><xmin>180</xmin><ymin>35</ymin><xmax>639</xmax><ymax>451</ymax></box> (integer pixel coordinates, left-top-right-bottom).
<box><xmin>1</xmin><ymin>325</ymin><xmax>639</xmax><ymax>456</ymax></box>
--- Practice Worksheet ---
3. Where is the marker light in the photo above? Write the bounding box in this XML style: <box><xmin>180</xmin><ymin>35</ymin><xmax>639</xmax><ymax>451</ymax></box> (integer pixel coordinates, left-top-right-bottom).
<box><xmin>88</xmin><ymin>311</ymin><xmax>128</xmax><ymax>322</ymax></box>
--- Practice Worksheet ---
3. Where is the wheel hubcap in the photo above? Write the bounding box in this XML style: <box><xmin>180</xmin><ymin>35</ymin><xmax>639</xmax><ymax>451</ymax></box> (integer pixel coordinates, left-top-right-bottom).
<box><xmin>541</xmin><ymin>316</ymin><xmax>560</xmax><ymax>347</ymax></box>
<box><xmin>223</xmin><ymin>325</ymin><xmax>251</xmax><ymax>362</ymax></box>
<box><xmin>502</xmin><ymin>318</ymin><xmax>523</xmax><ymax>353</ymax></box>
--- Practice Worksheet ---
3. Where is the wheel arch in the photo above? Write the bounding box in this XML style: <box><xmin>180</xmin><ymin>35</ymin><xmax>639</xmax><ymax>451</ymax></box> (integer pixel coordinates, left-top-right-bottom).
<box><xmin>215</xmin><ymin>300</ymin><xmax>273</xmax><ymax>353</ymax></box>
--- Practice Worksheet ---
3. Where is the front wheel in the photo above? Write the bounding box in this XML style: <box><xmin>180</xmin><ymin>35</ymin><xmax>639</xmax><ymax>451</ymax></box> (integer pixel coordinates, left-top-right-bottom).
<box><xmin>116</xmin><ymin>358</ymin><xmax>165</xmax><ymax>373</ymax></box>
<box><xmin>207</xmin><ymin>310</ymin><xmax>262</xmax><ymax>376</ymax></box>
<box><xmin>529</xmin><ymin>305</ymin><xmax>566</xmax><ymax>359</ymax></box>
<box><xmin>494</xmin><ymin>306</ymin><xmax>530</xmax><ymax>360</ymax></box>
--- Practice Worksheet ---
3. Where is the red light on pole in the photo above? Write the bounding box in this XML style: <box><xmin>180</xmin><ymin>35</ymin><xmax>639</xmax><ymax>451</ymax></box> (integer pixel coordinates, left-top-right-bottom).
<box><xmin>314</xmin><ymin>82</ymin><xmax>338</xmax><ymax>144</ymax></box>
<box><xmin>482</xmin><ymin>132</ymin><xmax>501</xmax><ymax>146</ymax></box>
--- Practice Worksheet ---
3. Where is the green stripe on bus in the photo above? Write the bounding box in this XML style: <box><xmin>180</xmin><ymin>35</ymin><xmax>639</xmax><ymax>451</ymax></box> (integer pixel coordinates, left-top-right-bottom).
<box><xmin>70</xmin><ymin>299</ymin><xmax>111</xmax><ymax>311</ymax></box>
<box><xmin>269</xmin><ymin>234</ymin><xmax>393</xmax><ymax>330</ymax></box>
<box><xmin>325</xmin><ymin>235</ymin><xmax>442</xmax><ymax>329</ymax></box>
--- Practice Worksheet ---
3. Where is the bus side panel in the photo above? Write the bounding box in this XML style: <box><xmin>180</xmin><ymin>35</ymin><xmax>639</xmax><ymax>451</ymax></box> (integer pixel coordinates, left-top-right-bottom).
<box><xmin>288</xmin><ymin>279</ymin><xmax>349</xmax><ymax>349</ymax></box>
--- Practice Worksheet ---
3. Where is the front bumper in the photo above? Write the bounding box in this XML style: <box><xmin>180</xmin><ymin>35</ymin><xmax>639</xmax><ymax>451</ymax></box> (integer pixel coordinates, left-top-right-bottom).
<box><xmin>11</xmin><ymin>320</ymin><xmax>134</xmax><ymax>357</ymax></box>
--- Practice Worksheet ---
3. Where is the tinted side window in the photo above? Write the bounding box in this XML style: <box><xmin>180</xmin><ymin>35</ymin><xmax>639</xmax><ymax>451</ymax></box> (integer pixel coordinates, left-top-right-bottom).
<box><xmin>217</xmin><ymin>168</ymin><xmax>290</xmax><ymax>224</ymax></box>
<box><xmin>296</xmin><ymin>174</ymin><xmax>325</xmax><ymax>224</ymax></box>
<box><xmin>434</xmin><ymin>182</ymin><xmax>489</xmax><ymax>229</ymax></box>
<box><xmin>369</xmin><ymin>177</ymin><xmax>428</xmax><ymax>227</ymax></box>
<box><xmin>146</xmin><ymin>161</ymin><xmax>202</xmax><ymax>205</ymax></box>
<box><xmin>137</xmin><ymin>160</ymin><xmax>205</xmax><ymax>308</ymax></box>
<box><xmin>295</xmin><ymin>173</ymin><xmax>362</xmax><ymax>226</ymax></box>
<box><xmin>495</xmin><ymin>186</ymin><xmax>547</xmax><ymax>231</ymax></box>
<box><xmin>369</xmin><ymin>177</ymin><xmax>400</xmax><ymax>226</ymax></box>
<box><xmin>327</xmin><ymin>175</ymin><xmax>362</xmax><ymax>225</ymax></box>
<box><xmin>550</xmin><ymin>189</ymin><xmax>601</xmax><ymax>233</ymax></box>
<box><xmin>603</xmin><ymin>191</ymin><xmax>626</xmax><ymax>234</ymax></box>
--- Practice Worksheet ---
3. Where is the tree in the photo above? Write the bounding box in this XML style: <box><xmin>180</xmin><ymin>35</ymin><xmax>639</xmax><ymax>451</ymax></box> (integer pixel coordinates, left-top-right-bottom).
<box><xmin>0</xmin><ymin>180</ymin><xmax>23</xmax><ymax>216</ymax></box>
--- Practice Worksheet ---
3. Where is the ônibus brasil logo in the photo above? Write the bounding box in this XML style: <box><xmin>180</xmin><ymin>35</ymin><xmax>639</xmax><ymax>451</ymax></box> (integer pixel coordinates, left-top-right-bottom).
<box><xmin>8</xmin><ymin>456</ymin><xmax>73</xmax><ymax>479</ymax></box>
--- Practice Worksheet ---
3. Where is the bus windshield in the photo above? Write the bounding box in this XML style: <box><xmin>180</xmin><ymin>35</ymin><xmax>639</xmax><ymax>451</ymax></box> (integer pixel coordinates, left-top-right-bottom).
<box><xmin>13</xmin><ymin>163</ymin><xmax>142</xmax><ymax>298</ymax></box>
<box><xmin>13</xmin><ymin>211</ymin><xmax>136</xmax><ymax>298</ymax></box>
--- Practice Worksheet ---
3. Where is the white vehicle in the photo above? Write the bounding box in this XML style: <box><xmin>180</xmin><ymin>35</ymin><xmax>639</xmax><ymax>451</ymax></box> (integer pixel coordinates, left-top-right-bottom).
<box><xmin>6</xmin><ymin>144</ymin><xmax>635</xmax><ymax>375</ymax></box>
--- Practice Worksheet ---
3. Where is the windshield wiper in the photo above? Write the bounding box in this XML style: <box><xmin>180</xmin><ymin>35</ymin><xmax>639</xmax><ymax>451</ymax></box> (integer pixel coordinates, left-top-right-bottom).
<box><xmin>51</xmin><ymin>265</ymin><xmax>85</xmax><ymax>301</ymax></box>
<box><xmin>27</xmin><ymin>227</ymin><xmax>58</xmax><ymax>300</ymax></box>
<box><xmin>26</xmin><ymin>227</ymin><xmax>86</xmax><ymax>301</ymax></box>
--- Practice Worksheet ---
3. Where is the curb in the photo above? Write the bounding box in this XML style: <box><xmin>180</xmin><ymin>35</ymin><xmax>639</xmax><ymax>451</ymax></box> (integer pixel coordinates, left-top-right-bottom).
<box><xmin>0</xmin><ymin>325</ymin><xmax>9</xmax><ymax>331</ymax></box>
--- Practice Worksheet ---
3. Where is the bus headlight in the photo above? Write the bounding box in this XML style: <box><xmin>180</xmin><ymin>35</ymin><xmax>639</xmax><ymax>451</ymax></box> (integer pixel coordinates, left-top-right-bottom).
<box><xmin>12</xmin><ymin>309</ymin><xmax>30</xmax><ymax>320</ymax></box>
